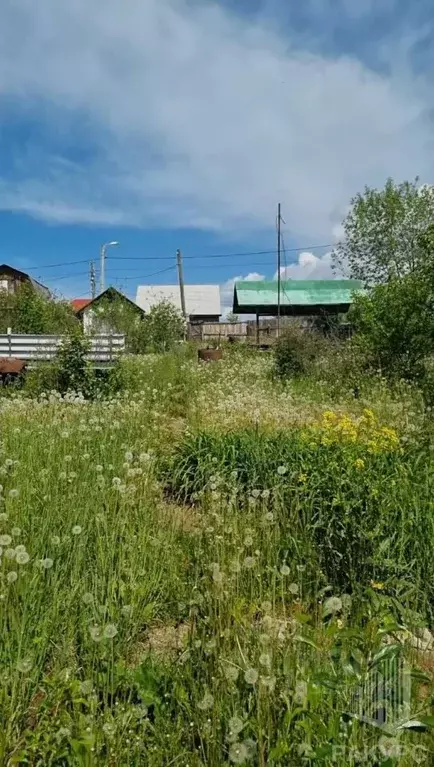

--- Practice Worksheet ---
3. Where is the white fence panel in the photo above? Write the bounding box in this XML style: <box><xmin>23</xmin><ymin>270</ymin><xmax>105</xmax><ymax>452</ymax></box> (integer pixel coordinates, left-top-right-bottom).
<box><xmin>0</xmin><ymin>334</ymin><xmax>125</xmax><ymax>363</ymax></box>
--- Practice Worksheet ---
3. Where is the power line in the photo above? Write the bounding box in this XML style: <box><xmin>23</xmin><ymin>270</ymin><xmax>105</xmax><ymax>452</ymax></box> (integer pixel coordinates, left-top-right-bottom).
<box><xmin>20</xmin><ymin>242</ymin><xmax>335</xmax><ymax>272</ymax></box>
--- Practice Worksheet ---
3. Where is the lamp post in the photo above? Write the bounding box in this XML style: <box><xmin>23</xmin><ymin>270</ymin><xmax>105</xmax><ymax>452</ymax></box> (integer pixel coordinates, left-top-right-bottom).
<box><xmin>100</xmin><ymin>241</ymin><xmax>119</xmax><ymax>293</ymax></box>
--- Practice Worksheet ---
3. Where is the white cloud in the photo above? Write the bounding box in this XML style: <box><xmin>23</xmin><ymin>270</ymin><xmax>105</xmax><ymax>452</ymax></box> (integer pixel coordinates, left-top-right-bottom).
<box><xmin>220</xmin><ymin>271</ymin><xmax>264</xmax><ymax>315</ymax></box>
<box><xmin>0</xmin><ymin>0</ymin><xmax>432</xmax><ymax>239</ymax></box>
<box><xmin>274</xmin><ymin>251</ymin><xmax>342</xmax><ymax>280</ymax></box>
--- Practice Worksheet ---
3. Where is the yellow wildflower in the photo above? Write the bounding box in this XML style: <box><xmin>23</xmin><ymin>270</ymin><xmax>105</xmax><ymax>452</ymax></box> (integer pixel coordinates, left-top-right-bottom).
<box><xmin>362</xmin><ymin>408</ymin><xmax>375</xmax><ymax>421</ymax></box>
<box><xmin>322</xmin><ymin>410</ymin><xmax>337</xmax><ymax>423</ymax></box>
<box><xmin>370</xmin><ymin>580</ymin><xmax>385</xmax><ymax>591</ymax></box>
<box><xmin>354</xmin><ymin>458</ymin><xmax>365</xmax><ymax>470</ymax></box>
<box><xmin>298</xmin><ymin>473</ymin><xmax>308</xmax><ymax>484</ymax></box>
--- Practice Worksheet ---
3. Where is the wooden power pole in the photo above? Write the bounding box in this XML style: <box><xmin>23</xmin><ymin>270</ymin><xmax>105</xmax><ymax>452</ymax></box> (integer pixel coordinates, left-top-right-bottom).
<box><xmin>277</xmin><ymin>202</ymin><xmax>282</xmax><ymax>338</ymax></box>
<box><xmin>176</xmin><ymin>249</ymin><xmax>187</xmax><ymax>320</ymax></box>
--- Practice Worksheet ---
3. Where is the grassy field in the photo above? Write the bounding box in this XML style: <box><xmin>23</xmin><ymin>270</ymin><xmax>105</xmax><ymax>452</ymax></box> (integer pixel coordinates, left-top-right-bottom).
<box><xmin>1</xmin><ymin>348</ymin><xmax>434</xmax><ymax>765</ymax></box>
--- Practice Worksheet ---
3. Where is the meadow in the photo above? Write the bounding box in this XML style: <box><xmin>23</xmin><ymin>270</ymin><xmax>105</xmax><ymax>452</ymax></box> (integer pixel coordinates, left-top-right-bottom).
<box><xmin>1</xmin><ymin>347</ymin><xmax>434</xmax><ymax>765</ymax></box>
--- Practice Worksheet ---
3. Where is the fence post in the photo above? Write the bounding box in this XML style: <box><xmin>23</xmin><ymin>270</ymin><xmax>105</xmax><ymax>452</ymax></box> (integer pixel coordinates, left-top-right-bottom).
<box><xmin>7</xmin><ymin>327</ymin><xmax>12</xmax><ymax>357</ymax></box>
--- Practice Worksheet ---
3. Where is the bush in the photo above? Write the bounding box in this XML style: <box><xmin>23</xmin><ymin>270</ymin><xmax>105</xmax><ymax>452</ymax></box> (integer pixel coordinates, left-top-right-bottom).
<box><xmin>350</xmin><ymin>269</ymin><xmax>434</xmax><ymax>382</ymax></box>
<box><xmin>55</xmin><ymin>333</ymin><xmax>96</xmax><ymax>397</ymax></box>
<box><xmin>274</xmin><ymin>326</ymin><xmax>322</xmax><ymax>379</ymax></box>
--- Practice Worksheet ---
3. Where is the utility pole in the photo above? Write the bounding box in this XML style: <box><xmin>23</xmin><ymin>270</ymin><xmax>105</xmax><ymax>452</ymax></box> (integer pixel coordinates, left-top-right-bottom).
<box><xmin>90</xmin><ymin>261</ymin><xmax>96</xmax><ymax>299</ymax></box>
<box><xmin>100</xmin><ymin>241</ymin><xmax>119</xmax><ymax>294</ymax></box>
<box><xmin>176</xmin><ymin>249</ymin><xmax>187</xmax><ymax>320</ymax></box>
<box><xmin>277</xmin><ymin>202</ymin><xmax>282</xmax><ymax>338</ymax></box>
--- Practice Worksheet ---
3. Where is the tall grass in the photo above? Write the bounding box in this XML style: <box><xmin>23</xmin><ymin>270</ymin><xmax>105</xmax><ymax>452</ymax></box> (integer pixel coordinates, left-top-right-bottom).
<box><xmin>0</xmin><ymin>353</ymin><xmax>433</xmax><ymax>764</ymax></box>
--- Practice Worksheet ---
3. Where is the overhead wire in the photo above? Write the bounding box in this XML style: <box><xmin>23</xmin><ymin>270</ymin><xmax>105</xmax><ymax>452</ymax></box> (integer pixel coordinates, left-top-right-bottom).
<box><xmin>21</xmin><ymin>242</ymin><xmax>335</xmax><ymax>271</ymax></box>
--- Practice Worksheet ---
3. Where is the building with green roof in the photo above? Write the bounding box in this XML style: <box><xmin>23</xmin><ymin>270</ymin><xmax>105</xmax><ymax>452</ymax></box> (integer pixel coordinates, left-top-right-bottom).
<box><xmin>233</xmin><ymin>279</ymin><xmax>364</xmax><ymax>317</ymax></box>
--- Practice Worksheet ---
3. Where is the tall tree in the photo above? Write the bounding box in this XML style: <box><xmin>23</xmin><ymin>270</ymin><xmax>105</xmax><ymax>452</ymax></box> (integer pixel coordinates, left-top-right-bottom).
<box><xmin>333</xmin><ymin>178</ymin><xmax>434</xmax><ymax>285</ymax></box>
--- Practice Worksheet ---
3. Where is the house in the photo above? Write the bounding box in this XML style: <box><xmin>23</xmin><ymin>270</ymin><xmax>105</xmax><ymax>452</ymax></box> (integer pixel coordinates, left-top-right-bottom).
<box><xmin>0</xmin><ymin>264</ymin><xmax>50</xmax><ymax>298</ymax></box>
<box><xmin>233</xmin><ymin>279</ymin><xmax>364</xmax><ymax>317</ymax></box>
<box><xmin>72</xmin><ymin>287</ymin><xmax>145</xmax><ymax>334</ymax></box>
<box><xmin>135</xmin><ymin>284</ymin><xmax>221</xmax><ymax>324</ymax></box>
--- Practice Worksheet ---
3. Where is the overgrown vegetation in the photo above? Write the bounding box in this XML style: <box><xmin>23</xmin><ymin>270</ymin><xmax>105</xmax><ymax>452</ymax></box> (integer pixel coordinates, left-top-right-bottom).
<box><xmin>2</xmin><ymin>177</ymin><xmax>434</xmax><ymax>764</ymax></box>
<box><xmin>0</xmin><ymin>349</ymin><xmax>433</xmax><ymax>764</ymax></box>
<box><xmin>0</xmin><ymin>283</ymin><xmax>78</xmax><ymax>334</ymax></box>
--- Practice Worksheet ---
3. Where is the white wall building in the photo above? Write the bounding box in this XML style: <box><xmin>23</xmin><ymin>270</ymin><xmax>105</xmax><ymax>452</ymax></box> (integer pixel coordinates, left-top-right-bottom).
<box><xmin>136</xmin><ymin>284</ymin><xmax>221</xmax><ymax>324</ymax></box>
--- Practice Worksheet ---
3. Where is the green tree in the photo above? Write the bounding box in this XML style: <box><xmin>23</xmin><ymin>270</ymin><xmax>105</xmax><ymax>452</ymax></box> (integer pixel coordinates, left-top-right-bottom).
<box><xmin>333</xmin><ymin>178</ymin><xmax>434</xmax><ymax>285</ymax></box>
<box><xmin>350</xmin><ymin>264</ymin><xmax>434</xmax><ymax>381</ymax></box>
<box><xmin>144</xmin><ymin>300</ymin><xmax>185</xmax><ymax>353</ymax></box>
<box><xmin>0</xmin><ymin>284</ymin><xmax>78</xmax><ymax>334</ymax></box>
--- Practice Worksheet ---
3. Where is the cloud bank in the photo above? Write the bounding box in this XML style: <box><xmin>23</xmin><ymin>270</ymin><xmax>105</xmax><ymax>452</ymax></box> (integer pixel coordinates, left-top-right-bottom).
<box><xmin>0</xmin><ymin>0</ymin><xmax>433</xmax><ymax>240</ymax></box>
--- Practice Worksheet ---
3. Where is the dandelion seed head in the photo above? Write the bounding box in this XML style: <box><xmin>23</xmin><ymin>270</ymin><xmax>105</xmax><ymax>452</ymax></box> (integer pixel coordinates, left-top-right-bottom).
<box><xmin>277</xmin><ymin>465</ymin><xmax>287</xmax><ymax>476</ymax></box>
<box><xmin>103</xmin><ymin>624</ymin><xmax>118</xmax><ymax>639</ymax></box>
<box><xmin>223</xmin><ymin>665</ymin><xmax>239</xmax><ymax>683</ymax></box>
<box><xmin>228</xmin><ymin>716</ymin><xmax>244</xmax><ymax>735</ymax></box>
<box><xmin>289</xmin><ymin>582</ymin><xmax>299</xmax><ymax>595</ymax></box>
<box><xmin>244</xmin><ymin>535</ymin><xmax>253</xmax><ymax>547</ymax></box>
<box><xmin>280</xmin><ymin>564</ymin><xmax>290</xmax><ymax>576</ymax></box>
<box><xmin>0</xmin><ymin>513</ymin><xmax>8</xmax><ymax>522</ymax></box>
<box><xmin>95</xmin><ymin>465</ymin><xmax>103</xmax><ymax>473</ymax></box>
<box><xmin>7</xmin><ymin>571</ymin><xmax>17</xmax><ymax>583</ymax></box>
<box><xmin>51</xmin><ymin>536</ymin><xmax>61</xmax><ymax>546</ymax></box>
<box><xmin>16</xmin><ymin>551</ymin><xmax>30</xmax><ymax>565</ymax></box>
<box><xmin>124</xmin><ymin>451</ymin><xmax>133</xmax><ymax>463</ymax></box>
<box><xmin>8</xmin><ymin>489</ymin><xmax>19</xmax><ymax>499</ymax></box>
<box><xmin>243</xmin><ymin>556</ymin><xmax>256</xmax><ymax>570</ymax></box>
<box><xmin>259</xmin><ymin>653</ymin><xmax>272</xmax><ymax>668</ymax></box>
<box><xmin>72</xmin><ymin>525</ymin><xmax>82</xmax><ymax>536</ymax></box>
<box><xmin>0</xmin><ymin>534</ymin><xmax>12</xmax><ymax>546</ymax></box>
<box><xmin>244</xmin><ymin>667</ymin><xmax>258</xmax><ymax>685</ymax></box>
<box><xmin>42</xmin><ymin>558</ymin><xmax>53</xmax><ymax>569</ymax></box>
<box><xmin>5</xmin><ymin>548</ymin><xmax>16</xmax><ymax>560</ymax></box>
<box><xmin>229</xmin><ymin>741</ymin><xmax>249</xmax><ymax>764</ymax></box>
<box><xmin>112</xmin><ymin>477</ymin><xmax>121</xmax><ymax>486</ymax></box>
<box><xmin>89</xmin><ymin>625</ymin><xmax>103</xmax><ymax>642</ymax></box>
<box><xmin>197</xmin><ymin>691</ymin><xmax>214</xmax><ymax>710</ymax></box>
<box><xmin>15</xmin><ymin>544</ymin><xmax>26</xmax><ymax>553</ymax></box>
<box><xmin>16</xmin><ymin>657</ymin><xmax>33</xmax><ymax>673</ymax></box>
<box><xmin>82</xmin><ymin>592</ymin><xmax>94</xmax><ymax>605</ymax></box>
<box><xmin>11</xmin><ymin>527</ymin><xmax>21</xmax><ymax>537</ymax></box>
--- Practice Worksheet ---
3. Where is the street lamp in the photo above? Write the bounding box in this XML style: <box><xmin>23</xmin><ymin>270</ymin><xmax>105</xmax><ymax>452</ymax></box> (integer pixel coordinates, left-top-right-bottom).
<box><xmin>100</xmin><ymin>241</ymin><xmax>119</xmax><ymax>294</ymax></box>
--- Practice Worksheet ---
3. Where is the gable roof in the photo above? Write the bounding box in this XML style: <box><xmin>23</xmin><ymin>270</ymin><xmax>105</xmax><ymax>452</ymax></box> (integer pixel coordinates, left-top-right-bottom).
<box><xmin>136</xmin><ymin>284</ymin><xmax>221</xmax><ymax>316</ymax></box>
<box><xmin>233</xmin><ymin>279</ymin><xmax>364</xmax><ymax>314</ymax></box>
<box><xmin>0</xmin><ymin>264</ymin><xmax>50</xmax><ymax>297</ymax></box>
<box><xmin>74</xmin><ymin>287</ymin><xmax>145</xmax><ymax>317</ymax></box>
<box><xmin>71</xmin><ymin>298</ymin><xmax>92</xmax><ymax>312</ymax></box>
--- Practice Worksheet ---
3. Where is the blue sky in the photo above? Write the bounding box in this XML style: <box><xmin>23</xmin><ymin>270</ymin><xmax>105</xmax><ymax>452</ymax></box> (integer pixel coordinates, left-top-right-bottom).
<box><xmin>0</xmin><ymin>0</ymin><xmax>433</xmax><ymax>309</ymax></box>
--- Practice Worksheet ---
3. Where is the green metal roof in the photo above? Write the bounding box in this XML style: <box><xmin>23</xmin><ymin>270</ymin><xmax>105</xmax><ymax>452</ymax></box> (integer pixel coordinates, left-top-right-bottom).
<box><xmin>233</xmin><ymin>279</ymin><xmax>364</xmax><ymax>315</ymax></box>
